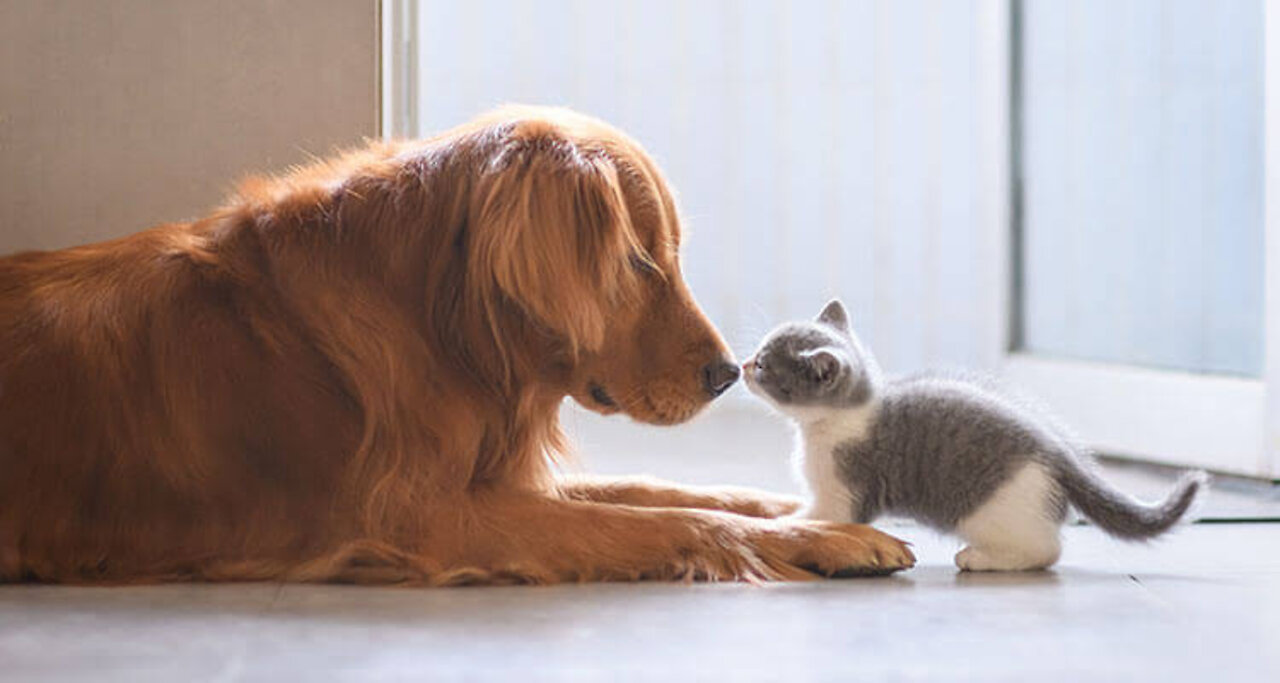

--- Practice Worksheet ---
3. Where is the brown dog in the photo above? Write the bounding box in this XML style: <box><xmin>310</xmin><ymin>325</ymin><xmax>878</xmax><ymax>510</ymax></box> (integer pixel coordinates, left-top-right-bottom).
<box><xmin>0</xmin><ymin>106</ymin><xmax>913</xmax><ymax>584</ymax></box>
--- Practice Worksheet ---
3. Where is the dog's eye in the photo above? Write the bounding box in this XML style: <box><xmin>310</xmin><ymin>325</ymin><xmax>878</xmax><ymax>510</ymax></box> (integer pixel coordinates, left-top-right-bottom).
<box><xmin>629</xmin><ymin>253</ymin><xmax>660</xmax><ymax>277</ymax></box>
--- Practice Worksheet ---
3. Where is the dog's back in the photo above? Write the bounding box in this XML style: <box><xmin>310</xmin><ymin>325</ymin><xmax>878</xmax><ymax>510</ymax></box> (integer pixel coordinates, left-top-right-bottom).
<box><xmin>0</xmin><ymin>227</ymin><xmax>362</xmax><ymax>581</ymax></box>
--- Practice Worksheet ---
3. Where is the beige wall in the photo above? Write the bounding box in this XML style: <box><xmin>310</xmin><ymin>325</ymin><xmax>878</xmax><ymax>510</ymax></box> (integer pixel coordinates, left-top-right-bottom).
<box><xmin>0</xmin><ymin>0</ymin><xmax>379</xmax><ymax>253</ymax></box>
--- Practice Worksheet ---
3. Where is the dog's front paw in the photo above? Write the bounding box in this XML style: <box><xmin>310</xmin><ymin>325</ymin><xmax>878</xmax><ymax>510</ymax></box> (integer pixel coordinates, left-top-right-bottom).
<box><xmin>750</xmin><ymin>520</ymin><xmax>915</xmax><ymax>577</ymax></box>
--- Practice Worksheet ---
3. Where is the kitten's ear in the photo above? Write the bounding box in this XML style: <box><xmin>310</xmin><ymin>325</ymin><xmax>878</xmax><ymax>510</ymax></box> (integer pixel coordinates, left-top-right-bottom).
<box><xmin>817</xmin><ymin>299</ymin><xmax>849</xmax><ymax>331</ymax></box>
<box><xmin>800</xmin><ymin>348</ymin><xmax>842</xmax><ymax>385</ymax></box>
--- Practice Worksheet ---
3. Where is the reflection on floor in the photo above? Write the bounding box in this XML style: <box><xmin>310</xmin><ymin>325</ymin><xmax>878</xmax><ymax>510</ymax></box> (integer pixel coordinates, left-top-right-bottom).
<box><xmin>1</xmin><ymin>403</ymin><xmax>1277</xmax><ymax>681</ymax></box>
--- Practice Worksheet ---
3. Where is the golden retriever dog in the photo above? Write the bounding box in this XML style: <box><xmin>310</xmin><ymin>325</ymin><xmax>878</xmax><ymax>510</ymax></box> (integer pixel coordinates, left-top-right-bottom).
<box><xmin>0</xmin><ymin>106</ymin><xmax>913</xmax><ymax>584</ymax></box>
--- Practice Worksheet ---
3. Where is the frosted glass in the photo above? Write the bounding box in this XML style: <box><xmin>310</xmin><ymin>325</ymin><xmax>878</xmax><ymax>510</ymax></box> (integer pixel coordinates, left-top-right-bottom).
<box><xmin>1020</xmin><ymin>0</ymin><xmax>1264</xmax><ymax>376</ymax></box>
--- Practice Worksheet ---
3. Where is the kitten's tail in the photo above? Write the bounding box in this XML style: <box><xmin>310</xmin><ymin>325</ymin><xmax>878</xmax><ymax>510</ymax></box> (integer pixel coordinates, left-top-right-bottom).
<box><xmin>1055</xmin><ymin>458</ymin><xmax>1209</xmax><ymax>540</ymax></box>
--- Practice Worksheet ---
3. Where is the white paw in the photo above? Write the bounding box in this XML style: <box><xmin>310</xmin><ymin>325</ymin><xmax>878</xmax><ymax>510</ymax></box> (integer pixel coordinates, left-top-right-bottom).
<box><xmin>955</xmin><ymin>546</ymin><xmax>993</xmax><ymax>571</ymax></box>
<box><xmin>955</xmin><ymin>545</ymin><xmax>1056</xmax><ymax>572</ymax></box>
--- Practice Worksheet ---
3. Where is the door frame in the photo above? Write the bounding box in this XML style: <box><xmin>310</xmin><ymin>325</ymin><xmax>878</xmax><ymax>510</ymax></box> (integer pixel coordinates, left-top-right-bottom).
<box><xmin>379</xmin><ymin>0</ymin><xmax>417</xmax><ymax>139</ymax></box>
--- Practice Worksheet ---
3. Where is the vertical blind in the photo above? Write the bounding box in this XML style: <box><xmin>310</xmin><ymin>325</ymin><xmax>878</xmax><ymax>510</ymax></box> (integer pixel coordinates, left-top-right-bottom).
<box><xmin>415</xmin><ymin>0</ymin><xmax>996</xmax><ymax>372</ymax></box>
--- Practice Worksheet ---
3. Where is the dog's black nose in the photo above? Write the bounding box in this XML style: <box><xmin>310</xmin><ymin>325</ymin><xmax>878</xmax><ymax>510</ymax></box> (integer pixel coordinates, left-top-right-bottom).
<box><xmin>702</xmin><ymin>360</ymin><xmax>741</xmax><ymax>398</ymax></box>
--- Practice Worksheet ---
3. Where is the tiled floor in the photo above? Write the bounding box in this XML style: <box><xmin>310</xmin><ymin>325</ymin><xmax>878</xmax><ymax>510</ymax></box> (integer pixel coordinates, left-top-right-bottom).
<box><xmin>2</xmin><ymin>403</ymin><xmax>1277</xmax><ymax>682</ymax></box>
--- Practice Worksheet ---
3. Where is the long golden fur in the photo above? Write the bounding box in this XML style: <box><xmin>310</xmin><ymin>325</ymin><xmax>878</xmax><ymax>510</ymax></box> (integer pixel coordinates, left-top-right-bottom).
<box><xmin>0</xmin><ymin>106</ymin><xmax>913</xmax><ymax>584</ymax></box>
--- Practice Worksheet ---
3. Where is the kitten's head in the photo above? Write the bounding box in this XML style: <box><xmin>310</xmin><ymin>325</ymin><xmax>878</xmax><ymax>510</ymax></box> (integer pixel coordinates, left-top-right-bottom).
<box><xmin>742</xmin><ymin>299</ymin><xmax>881</xmax><ymax>419</ymax></box>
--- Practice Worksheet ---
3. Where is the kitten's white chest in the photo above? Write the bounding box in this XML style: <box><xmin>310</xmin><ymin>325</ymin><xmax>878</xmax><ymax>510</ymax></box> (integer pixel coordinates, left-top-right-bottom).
<box><xmin>789</xmin><ymin>404</ymin><xmax>878</xmax><ymax>522</ymax></box>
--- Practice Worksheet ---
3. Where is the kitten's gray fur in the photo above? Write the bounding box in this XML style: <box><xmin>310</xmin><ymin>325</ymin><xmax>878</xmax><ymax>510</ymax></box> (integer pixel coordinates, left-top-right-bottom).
<box><xmin>743</xmin><ymin>299</ymin><xmax>1209</xmax><ymax>571</ymax></box>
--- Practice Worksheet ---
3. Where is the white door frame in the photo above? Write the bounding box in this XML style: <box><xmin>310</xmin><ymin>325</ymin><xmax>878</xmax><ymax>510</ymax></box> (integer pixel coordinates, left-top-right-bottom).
<box><xmin>1262</xmin><ymin>0</ymin><xmax>1280</xmax><ymax>480</ymax></box>
<box><xmin>379</xmin><ymin>0</ymin><xmax>416</xmax><ymax>139</ymax></box>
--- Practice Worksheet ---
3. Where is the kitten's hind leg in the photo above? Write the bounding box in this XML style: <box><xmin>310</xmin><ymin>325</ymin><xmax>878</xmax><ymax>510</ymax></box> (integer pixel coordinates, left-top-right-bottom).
<box><xmin>954</xmin><ymin>463</ymin><xmax>1063</xmax><ymax>572</ymax></box>
<box><xmin>954</xmin><ymin>536</ymin><xmax>1059</xmax><ymax>572</ymax></box>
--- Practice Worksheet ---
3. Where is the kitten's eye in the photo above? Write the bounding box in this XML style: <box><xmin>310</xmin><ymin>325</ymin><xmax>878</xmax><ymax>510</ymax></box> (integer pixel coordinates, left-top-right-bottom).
<box><xmin>754</xmin><ymin>356</ymin><xmax>768</xmax><ymax>371</ymax></box>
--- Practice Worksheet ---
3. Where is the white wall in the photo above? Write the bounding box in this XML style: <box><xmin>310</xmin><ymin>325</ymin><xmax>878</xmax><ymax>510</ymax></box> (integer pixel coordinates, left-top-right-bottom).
<box><xmin>411</xmin><ymin>0</ymin><xmax>1006</xmax><ymax>374</ymax></box>
<box><xmin>0</xmin><ymin>0</ymin><xmax>379</xmax><ymax>253</ymax></box>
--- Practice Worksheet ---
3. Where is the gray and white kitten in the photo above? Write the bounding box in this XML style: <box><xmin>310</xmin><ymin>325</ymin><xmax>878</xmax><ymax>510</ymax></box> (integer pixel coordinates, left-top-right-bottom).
<box><xmin>743</xmin><ymin>299</ymin><xmax>1208</xmax><ymax>571</ymax></box>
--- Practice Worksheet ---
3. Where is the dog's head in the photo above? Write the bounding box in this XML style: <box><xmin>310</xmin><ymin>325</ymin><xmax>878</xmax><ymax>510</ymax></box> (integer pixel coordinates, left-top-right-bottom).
<box><xmin>465</xmin><ymin>106</ymin><xmax>737</xmax><ymax>425</ymax></box>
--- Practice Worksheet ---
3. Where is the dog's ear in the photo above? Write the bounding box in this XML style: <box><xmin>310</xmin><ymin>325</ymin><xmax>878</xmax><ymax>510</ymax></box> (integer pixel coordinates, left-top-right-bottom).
<box><xmin>471</xmin><ymin>130</ymin><xmax>641</xmax><ymax>352</ymax></box>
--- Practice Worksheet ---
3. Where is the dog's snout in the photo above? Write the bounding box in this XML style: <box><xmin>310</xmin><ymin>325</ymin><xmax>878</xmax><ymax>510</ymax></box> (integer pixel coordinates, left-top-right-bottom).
<box><xmin>701</xmin><ymin>359</ymin><xmax>741</xmax><ymax>398</ymax></box>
